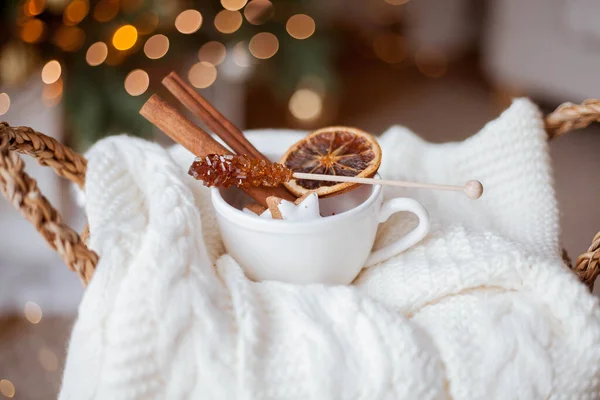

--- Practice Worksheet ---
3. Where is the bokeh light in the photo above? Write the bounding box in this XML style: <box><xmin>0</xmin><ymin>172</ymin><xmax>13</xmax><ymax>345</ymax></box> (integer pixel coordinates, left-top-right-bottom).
<box><xmin>0</xmin><ymin>93</ymin><xmax>10</xmax><ymax>116</ymax></box>
<box><xmin>124</xmin><ymin>69</ymin><xmax>149</xmax><ymax>96</ymax></box>
<box><xmin>175</xmin><ymin>9</ymin><xmax>202</xmax><ymax>34</ymax></box>
<box><xmin>63</xmin><ymin>0</ymin><xmax>89</xmax><ymax>26</ymax></box>
<box><xmin>112</xmin><ymin>24</ymin><xmax>138</xmax><ymax>51</ymax></box>
<box><xmin>24</xmin><ymin>301</ymin><xmax>42</xmax><ymax>324</ymax></box>
<box><xmin>20</xmin><ymin>18</ymin><xmax>45</xmax><ymax>43</ymax></box>
<box><xmin>233</xmin><ymin>41</ymin><xmax>251</xmax><ymax>67</ymax></box>
<box><xmin>86</xmin><ymin>42</ymin><xmax>108</xmax><ymax>66</ymax></box>
<box><xmin>214</xmin><ymin>10</ymin><xmax>243</xmax><ymax>34</ymax></box>
<box><xmin>249</xmin><ymin>32</ymin><xmax>279</xmax><ymax>59</ymax></box>
<box><xmin>415</xmin><ymin>46</ymin><xmax>448</xmax><ymax>78</ymax></box>
<box><xmin>41</xmin><ymin>60</ymin><xmax>61</xmax><ymax>84</ymax></box>
<box><xmin>289</xmin><ymin>89</ymin><xmax>322</xmax><ymax>121</ymax></box>
<box><xmin>45</xmin><ymin>0</ymin><xmax>66</xmax><ymax>13</ymax></box>
<box><xmin>198</xmin><ymin>41</ymin><xmax>226</xmax><ymax>66</ymax></box>
<box><xmin>244</xmin><ymin>0</ymin><xmax>273</xmax><ymax>25</ymax></box>
<box><xmin>144</xmin><ymin>34</ymin><xmax>169</xmax><ymax>59</ymax></box>
<box><xmin>25</xmin><ymin>0</ymin><xmax>46</xmax><ymax>16</ymax></box>
<box><xmin>93</xmin><ymin>0</ymin><xmax>119</xmax><ymax>22</ymax></box>
<box><xmin>53</xmin><ymin>25</ymin><xmax>86</xmax><ymax>52</ymax></box>
<box><xmin>38</xmin><ymin>348</ymin><xmax>59</xmax><ymax>372</ymax></box>
<box><xmin>221</xmin><ymin>0</ymin><xmax>248</xmax><ymax>11</ymax></box>
<box><xmin>385</xmin><ymin>0</ymin><xmax>410</xmax><ymax>4</ymax></box>
<box><xmin>373</xmin><ymin>33</ymin><xmax>407</xmax><ymax>64</ymax></box>
<box><xmin>0</xmin><ymin>380</ymin><xmax>15</xmax><ymax>398</ymax></box>
<box><xmin>286</xmin><ymin>14</ymin><xmax>315</xmax><ymax>40</ymax></box>
<box><xmin>42</xmin><ymin>78</ymin><xmax>63</xmax><ymax>107</ymax></box>
<box><xmin>188</xmin><ymin>62</ymin><xmax>218</xmax><ymax>89</ymax></box>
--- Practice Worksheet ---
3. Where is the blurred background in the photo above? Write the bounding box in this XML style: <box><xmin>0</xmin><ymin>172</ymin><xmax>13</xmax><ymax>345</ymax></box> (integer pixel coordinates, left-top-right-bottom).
<box><xmin>1</xmin><ymin>0</ymin><xmax>600</xmax><ymax>398</ymax></box>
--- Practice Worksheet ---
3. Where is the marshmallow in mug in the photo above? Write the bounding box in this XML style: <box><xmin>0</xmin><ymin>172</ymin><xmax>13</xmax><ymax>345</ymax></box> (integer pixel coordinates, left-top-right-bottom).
<box><xmin>243</xmin><ymin>192</ymin><xmax>322</xmax><ymax>221</ymax></box>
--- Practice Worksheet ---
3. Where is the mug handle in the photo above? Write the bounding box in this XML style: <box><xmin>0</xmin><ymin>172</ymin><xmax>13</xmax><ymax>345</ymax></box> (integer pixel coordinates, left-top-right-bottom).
<box><xmin>364</xmin><ymin>198</ymin><xmax>430</xmax><ymax>267</ymax></box>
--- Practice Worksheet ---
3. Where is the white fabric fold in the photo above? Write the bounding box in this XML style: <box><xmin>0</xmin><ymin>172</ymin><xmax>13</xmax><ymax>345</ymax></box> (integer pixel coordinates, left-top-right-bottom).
<box><xmin>60</xmin><ymin>99</ymin><xmax>600</xmax><ymax>400</ymax></box>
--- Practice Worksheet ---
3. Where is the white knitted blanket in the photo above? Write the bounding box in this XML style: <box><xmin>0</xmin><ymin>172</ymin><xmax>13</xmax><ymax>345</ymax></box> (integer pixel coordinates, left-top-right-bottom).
<box><xmin>60</xmin><ymin>99</ymin><xmax>600</xmax><ymax>399</ymax></box>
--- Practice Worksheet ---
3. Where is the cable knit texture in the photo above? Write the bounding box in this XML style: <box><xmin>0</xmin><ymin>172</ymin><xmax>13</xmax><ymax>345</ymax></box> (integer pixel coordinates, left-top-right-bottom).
<box><xmin>60</xmin><ymin>99</ymin><xmax>600</xmax><ymax>399</ymax></box>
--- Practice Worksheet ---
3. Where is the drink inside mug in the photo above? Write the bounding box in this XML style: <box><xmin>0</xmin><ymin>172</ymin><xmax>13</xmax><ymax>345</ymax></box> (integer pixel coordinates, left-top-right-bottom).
<box><xmin>212</xmin><ymin>182</ymin><xmax>385</xmax><ymax>284</ymax></box>
<box><xmin>220</xmin><ymin>183</ymin><xmax>375</xmax><ymax>219</ymax></box>
<box><xmin>210</xmin><ymin>151</ymin><xmax>429</xmax><ymax>285</ymax></box>
<box><xmin>215</xmin><ymin>147</ymin><xmax>380</xmax><ymax>221</ymax></box>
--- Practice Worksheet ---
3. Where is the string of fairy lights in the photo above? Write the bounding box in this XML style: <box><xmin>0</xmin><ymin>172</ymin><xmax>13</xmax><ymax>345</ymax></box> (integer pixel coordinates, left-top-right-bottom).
<box><xmin>0</xmin><ymin>2</ymin><xmax>317</xmax><ymax>394</ymax></box>
<box><xmin>0</xmin><ymin>0</ymin><xmax>319</xmax><ymax>123</ymax></box>
<box><xmin>0</xmin><ymin>0</ymin><xmax>450</xmax><ymax>130</ymax></box>
<box><xmin>0</xmin><ymin>1</ymin><xmax>456</xmax><ymax>396</ymax></box>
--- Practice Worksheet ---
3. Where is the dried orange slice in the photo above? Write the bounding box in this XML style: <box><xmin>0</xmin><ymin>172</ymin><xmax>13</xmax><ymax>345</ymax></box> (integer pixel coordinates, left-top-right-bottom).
<box><xmin>280</xmin><ymin>126</ymin><xmax>382</xmax><ymax>197</ymax></box>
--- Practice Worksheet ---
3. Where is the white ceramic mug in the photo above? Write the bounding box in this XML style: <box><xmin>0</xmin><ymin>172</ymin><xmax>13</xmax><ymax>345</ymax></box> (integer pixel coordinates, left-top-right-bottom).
<box><xmin>211</xmin><ymin>179</ymin><xmax>430</xmax><ymax>285</ymax></box>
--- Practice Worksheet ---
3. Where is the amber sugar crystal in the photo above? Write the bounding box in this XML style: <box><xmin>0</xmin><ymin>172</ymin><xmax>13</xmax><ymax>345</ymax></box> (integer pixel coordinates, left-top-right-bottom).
<box><xmin>189</xmin><ymin>154</ymin><xmax>293</xmax><ymax>188</ymax></box>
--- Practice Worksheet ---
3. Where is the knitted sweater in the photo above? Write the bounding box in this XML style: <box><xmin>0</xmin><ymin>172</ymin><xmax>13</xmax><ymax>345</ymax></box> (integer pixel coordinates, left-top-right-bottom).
<box><xmin>60</xmin><ymin>99</ymin><xmax>600</xmax><ymax>399</ymax></box>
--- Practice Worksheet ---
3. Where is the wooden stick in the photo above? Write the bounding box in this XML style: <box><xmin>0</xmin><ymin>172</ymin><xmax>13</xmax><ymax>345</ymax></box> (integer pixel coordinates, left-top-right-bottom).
<box><xmin>292</xmin><ymin>172</ymin><xmax>484</xmax><ymax>199</ymax></box>
<box><xmin>161</xmin><ymin>72</ymin><xmax>295</xmax><ymax>201</ymax></box>
<box><xmin>140</xmin><ymin>95</ymin><xmax>295</xmax><ymax>206</ymax></box>
<box><xmin>162</xmin><ymin>72</ymin><xmax>266</xmax><ymax>161</ymax></box>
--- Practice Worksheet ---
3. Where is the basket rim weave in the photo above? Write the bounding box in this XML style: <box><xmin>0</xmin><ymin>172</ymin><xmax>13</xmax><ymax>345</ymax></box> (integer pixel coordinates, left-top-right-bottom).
<box><xmin>0</xmin><ymin>99</ymin><xmax>599</xmax><ymax>289</ymax></box>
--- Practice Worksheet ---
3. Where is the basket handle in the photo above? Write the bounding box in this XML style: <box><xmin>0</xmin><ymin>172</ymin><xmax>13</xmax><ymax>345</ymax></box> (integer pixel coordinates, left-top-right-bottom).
<box><xmin>1</xmin><ymin>99</ymin><xmax>599</xmax><ymax>289</ymax></box>
<box><xmin>0</xmin><ymin>122</ymin><xmax>97</xmax><ymax>285</ymax></box>
<box><xmin>545</xmin><ymin>99</ymin><xmax>600</xmax><ymax>289</ymax></box>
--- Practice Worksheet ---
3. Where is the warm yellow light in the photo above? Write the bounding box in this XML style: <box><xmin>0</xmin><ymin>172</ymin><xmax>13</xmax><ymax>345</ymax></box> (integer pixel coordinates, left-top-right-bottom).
<box><xmin>244</xmin><ymin>0</ymin><xmax>273</xmax><ymax>25</ymax></box>
<box><xmin>26</xmin><ymin>0</ymin><xmax>46</xmax><ymax>16</ymax></box>
<box><xmin>0</xmin><ymin>93</ymin><xmax>10</xmax><ymax>116</ymax></box>
<box><xmin>112</xmin><ymin>25</ymin><xmax>138</xmax><ymax>51</ymax></box>
<box><xmin>41</xmin><ymin>60</ymin><xmax>61</xmax><ymax>84</ymax></box>
<box><xmin>286</xmin><ymin>14</ymin><xmax>315</xmax><ymax>40</ymax></box>
<box><xmin>198</xmin><ymin>41</ymin><xmax>226</xmax><ymax>66</ymax></box>
<box><xmin>0</xmin><ymin>379</ymin><xmax>15</xmax><ymax>398</ymax></box>
<box><xmin>38</xmin><ymin>348</ymin><xmax>59</xmax><ymax>372</ymax></box>
<box><xmin>233</xmin><ymin>41</ymin><xmax>251</xmax><ymax>67</ymax></box>
<box><xmin>289</xmin><ymin>89</ymin><xmax>322</xmax><ymax>121</ymax></box>
<box><xmin>24</xmin><ymin>301</ymin><xmax>43</xmax><ymax>324</ymax></box>
<box><xmin>175</xmin><ymin>9</ymin><xmax>202</xmax><ymax>34</ymax></box>
<box><xmin>20</xmin><ymin>18</ymin><xmax>45</xmax><ymax>43</ymax></box>
<box><xmin>124</xmin><ymin>69</ymin><xmax>149</xmax><ymax>96</ymax></box>
<box><xmin>385</xmin><ymin>0</ymin><xmax>409</xmax><ymax>4</ymax></box>
<box><xmin>415</xmin><ymin>46</ymin><xmax>447</xmax><ymax>78</ymax></box>
<box><xmin>248</xmin><ymin>32</ymin><xmax>278</xmax><ymax>59</ymax></box>
<box><xmin>64</xmin><ymin>0</ymin><xmax>89</xmax><ymax>26</ymax></box>
<box><xmin>188</xmin><ymin>62</ymin><xmax>217</xmax><ymax>89</ymax></box>
<box><xmin>221</xmin><ymin>0</ymin><xmax>247</xmax><ymax>11</ymax></box>
<box><xmin>43</xmin><ymin>78</ymin><xmax>63</xmax><ymax>107</ymax></box>
<box><xmin>86</xmin><ymin>42</ymin><xmax>108</xmax><ymax>66</ymax></box>
<box><xmin>214</xmin><ymin>10</ymin><xmax>243</xmax><ymax>34</ymax></box>
<box><xmin>143</xmin><ymin>34</ymin><xmax>169</xmax><ymax>59</ymax></box>
<box><xmin>93</xmin><ymin>0</ymin><xmax>118</xmax><ymax>22</ymax></box>
<box><xmin>53</xmin><ymin>25</ymin><xmax>86</xmax><ymax>52</ymax></box>
<box><xmin>134</xmin><ymin>12</ymin><xmax>159</xmax><ymax>35</ymax></box>
<box><xmin>373</xmin><ymin>33</ymin><xmax>406</xmax><ymax>64</ymax></box>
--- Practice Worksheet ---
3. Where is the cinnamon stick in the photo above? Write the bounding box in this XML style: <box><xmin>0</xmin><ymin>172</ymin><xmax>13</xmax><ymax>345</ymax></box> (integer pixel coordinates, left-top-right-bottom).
<box><xmin>140</xmin><ymin>95</ymin><xmax>295</xmax><ymax>206</ymax></box>
<box><xmin>162</xmin><ymin>72</ymin><xmax>266</xmax><ymax>161</ymax></box>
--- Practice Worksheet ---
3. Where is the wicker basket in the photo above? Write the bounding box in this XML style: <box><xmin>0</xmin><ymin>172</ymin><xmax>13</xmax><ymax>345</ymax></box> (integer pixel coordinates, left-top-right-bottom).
<box><xmin>1</xmin><ymin>100</ymin><xmax>599</xmax><ymax>289</ymax></box>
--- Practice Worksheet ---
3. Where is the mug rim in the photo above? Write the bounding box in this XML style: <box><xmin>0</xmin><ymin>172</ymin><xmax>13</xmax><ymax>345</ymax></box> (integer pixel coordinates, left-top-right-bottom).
<box><xmin>211</xmin><ymin>175</ymin><xmax>382</xmax><ymax>232</ymax></box>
